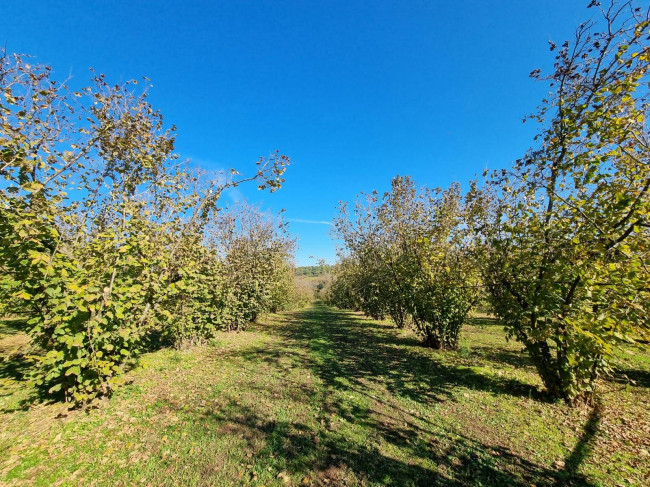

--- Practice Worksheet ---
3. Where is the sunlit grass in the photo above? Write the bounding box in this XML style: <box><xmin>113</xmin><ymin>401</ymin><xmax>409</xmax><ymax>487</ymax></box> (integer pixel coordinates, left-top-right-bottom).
<box><xmin>1</xmin><ymin>305</ymin><xmax>648</xmax><ymax>486</ymax></box>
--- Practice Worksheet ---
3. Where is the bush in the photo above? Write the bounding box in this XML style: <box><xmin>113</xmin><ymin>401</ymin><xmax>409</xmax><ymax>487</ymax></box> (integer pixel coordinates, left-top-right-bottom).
<box><xmin>0</xmin><ymin>53</ymin><xmax>290</xmax><ymax>403</ymax></box>
<box><xmin>330</xmin><ymin>177</ymin><xmax>479</xmax><ymax>350</ymax></box>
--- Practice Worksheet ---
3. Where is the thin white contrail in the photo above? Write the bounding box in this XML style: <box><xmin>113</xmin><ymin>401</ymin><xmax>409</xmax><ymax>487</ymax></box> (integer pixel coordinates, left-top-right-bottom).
<box><xmin>286</xmin><ymin>218</ymin><xmax>332</xmax><ymax>225</ymax></box>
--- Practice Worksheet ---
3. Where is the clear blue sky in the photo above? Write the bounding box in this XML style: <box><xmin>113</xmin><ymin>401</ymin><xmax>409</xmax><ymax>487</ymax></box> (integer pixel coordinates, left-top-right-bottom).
<box><xmin>1</xmin><ymin>1</ymin><xmax>615</xmax><ymax>265</ymax></box>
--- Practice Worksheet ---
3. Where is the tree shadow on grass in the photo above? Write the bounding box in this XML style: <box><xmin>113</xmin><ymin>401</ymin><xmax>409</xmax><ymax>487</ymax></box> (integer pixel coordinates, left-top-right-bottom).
<box><xmin>0</xmin><ymin>317</ymin><xmax>32</xmax><ymax>379</ymax></box>
<box><xmin>462</xmin><ymin>347</ymin><xmax>534</xmax><ymax>370</ymax></box>
<box><xmin>0</xmin><ymin>352</ymin><xmax>45</xmax><ymax>413</ymax></box>
<box><xmin>0</xmin><ymin>353</ymin><xmax>58</xmax><ymax>413</ymax></box>
<box><xmin>0</xmin><ymin>318</ymin><xmax>65</xmax><ymax>411</ymax></box>
<box><xmin>0</xmin><ymin>317</ymin><xmax>32</xmax><ymax>376</ymax></box>
<box><xmin>466</xmin><ymin>315</ymin><xmax>502</xmax><ymax>328</ymax></box>
<box><xmin>173</xmin><ymin>379</ymin><xmax>591</xmax><ymax>486</ymax></box>
<box><xmin>212</xmin><ymin>304</ymin><xmax>597</xmax><ymax>486</ymax></box>
<box><xmin>0</xmin><ymin>316</ymin><xmax>29</xmax><ymax>335</ymax></box>
<box><xmin>269</xmin><ymin>304</ymin><xmax>545</xmax><ymax>405</ymax></box>
<box><xmin>607</xmin><ymin>368</ymin><xmax>650</xmax><ymax>388</ymax></box>
<box><xmin>155</xmin><ymin>393</ymin><xmax>517</xmax><ymax>486</ymax></box>
<box><xmin>0</xmin><ymin>317</ymin><xmax>35</xmax><ymax>407</ymax></box>
<box><xmin>561</xmin><ymin>403</ymin><xmax>601</xmax><ymax>483</ymax></box>
<box><xmin>0</xmin><ymin>354</ymin><xmax>31</xmax><ymax>383</ymax></box>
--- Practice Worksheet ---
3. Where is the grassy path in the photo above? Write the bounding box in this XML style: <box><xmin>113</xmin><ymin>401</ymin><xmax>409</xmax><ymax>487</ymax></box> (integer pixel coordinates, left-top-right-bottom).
<box><xmin>1</xmin><ymin>303</ymin><xmax>649</xmax><ymax>486</ymax></box>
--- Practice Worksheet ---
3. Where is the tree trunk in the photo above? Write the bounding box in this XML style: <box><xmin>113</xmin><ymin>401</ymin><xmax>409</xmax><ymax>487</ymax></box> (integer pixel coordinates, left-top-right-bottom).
<box><xmin>525</xmin><ymin>339</ymin><xmax>567</xmax><ymax>401</ymax></box>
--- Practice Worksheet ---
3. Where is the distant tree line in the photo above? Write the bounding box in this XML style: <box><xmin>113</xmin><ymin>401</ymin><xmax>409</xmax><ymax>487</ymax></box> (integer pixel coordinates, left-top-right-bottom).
<box><xmin>294</xmin><ymin>265</ymin><xmax>332</xmax><ymax>277</ymax></box>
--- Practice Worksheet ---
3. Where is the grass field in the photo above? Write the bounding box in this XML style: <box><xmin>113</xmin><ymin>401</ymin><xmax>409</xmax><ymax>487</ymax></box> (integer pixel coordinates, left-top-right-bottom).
<box><xmin>1</xmin><ymin>303</ymin><xmax>649</xmax><ymax>486</ymax></box>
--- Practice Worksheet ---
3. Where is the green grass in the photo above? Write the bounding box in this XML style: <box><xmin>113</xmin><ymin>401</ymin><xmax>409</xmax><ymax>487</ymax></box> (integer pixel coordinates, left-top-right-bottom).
<box><xmin>1</xmin><ymin>304</ymin><xmax>649</xmax><ymax>486</ymax></box>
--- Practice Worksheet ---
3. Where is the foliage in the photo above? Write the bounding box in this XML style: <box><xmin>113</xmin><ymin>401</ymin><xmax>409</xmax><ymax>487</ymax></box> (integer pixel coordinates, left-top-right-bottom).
<box><xmin>0</xmin><ymin>53</ymin><xmax>292</xmax><ymax>403</ymax></box>
<box><xmin>470</xmin><ymin>2</ymin><xmax>650</xmax><ymax>402</ymax></box>
<box><xmin>329</xmin><ymin>176</ymin><xmax>480</xmax><ymax>349</ymax></box>
<box><xmin>214</xmin><ymin>205</ymin><xmax>304</xmax><ymax>328</ymax></box>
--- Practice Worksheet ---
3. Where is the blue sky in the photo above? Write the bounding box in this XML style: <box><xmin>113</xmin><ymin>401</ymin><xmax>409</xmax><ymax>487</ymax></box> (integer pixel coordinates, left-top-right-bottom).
<box><xmin>1</xmin><ymin>1</ymin><xmax>611</xmax><ymax>265</ymax></box>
